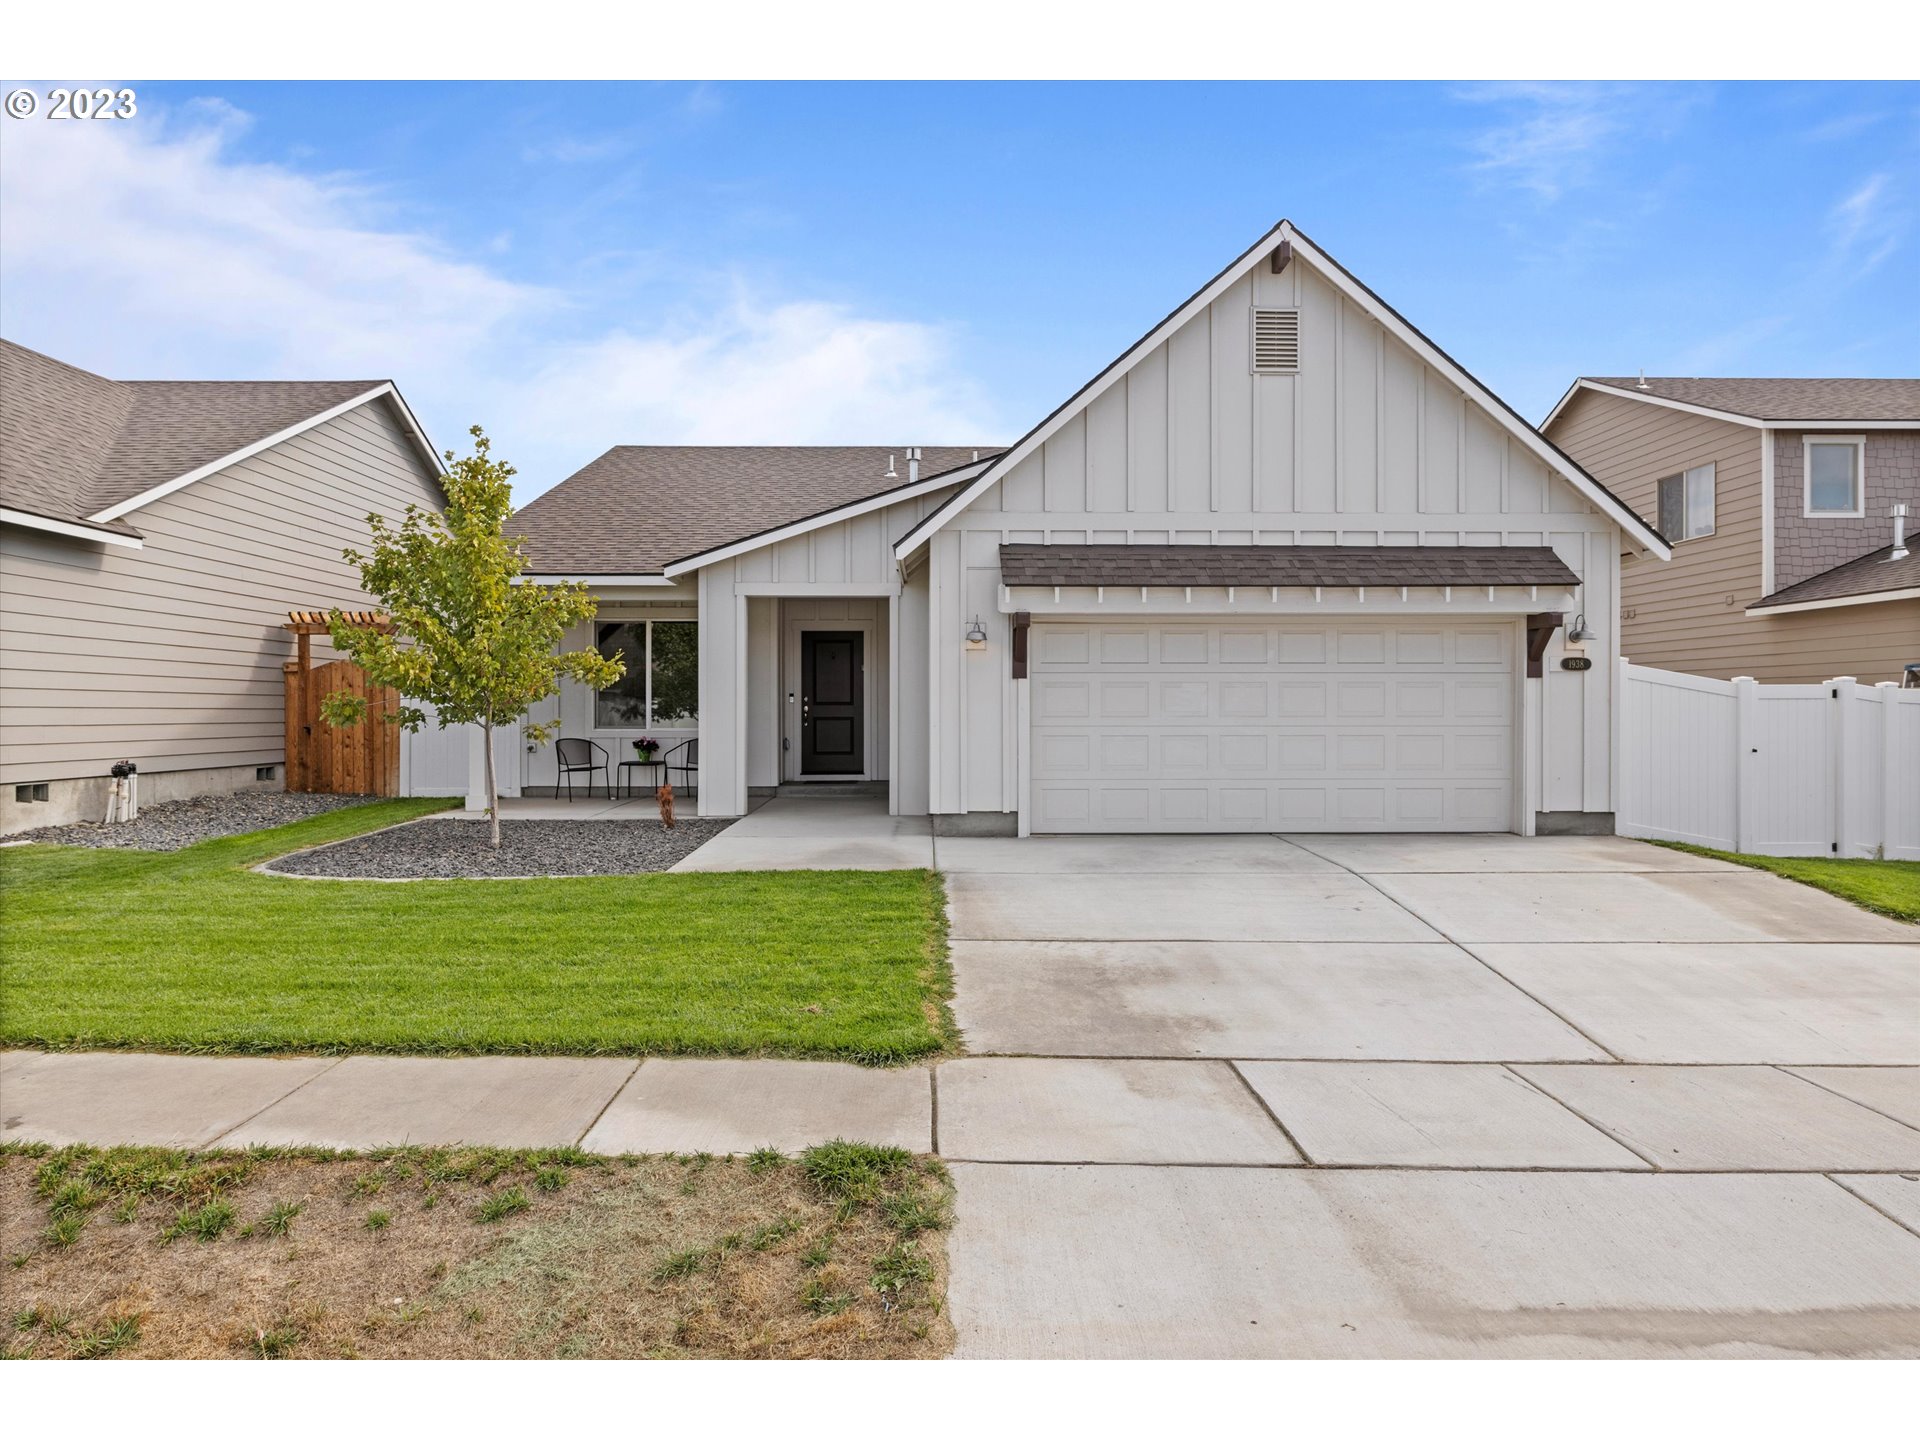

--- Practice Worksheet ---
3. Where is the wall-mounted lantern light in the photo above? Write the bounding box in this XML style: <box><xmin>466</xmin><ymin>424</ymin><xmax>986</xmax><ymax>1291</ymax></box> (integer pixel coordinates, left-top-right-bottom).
<box><xmin>965</xmin><ymin>615</ymin><xmax>988</xmax><ymax>650</ymax></box>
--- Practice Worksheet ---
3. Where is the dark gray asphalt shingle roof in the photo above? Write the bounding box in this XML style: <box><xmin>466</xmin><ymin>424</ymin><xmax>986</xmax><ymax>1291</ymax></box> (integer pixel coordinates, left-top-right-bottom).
<box><xmin>1749</xmin><ymin>543</ymin><xmax>1920</xmax><ymax>610</ymax></box>
<box><xmin>513</xmin><ymin>446</ymin><xmax>1002</xmax><ymax>575</ymax></box>
<box><xmin>998</xmin><ymin>543</ymin><xmax>1581</xmax><ymax>589</ymax></box>
<box><xmin>1</xmin><ymin>338</ymin><xmax>387</xmax><ymax>531</ymax></box>
<box><xmin>1584</xmin><ymin>377</ymin><xmax>1920</xmax><ymax>423</ymax></box>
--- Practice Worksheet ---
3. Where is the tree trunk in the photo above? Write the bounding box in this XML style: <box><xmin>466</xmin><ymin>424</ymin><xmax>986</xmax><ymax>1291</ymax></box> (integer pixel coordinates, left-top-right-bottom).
<box><xmin>482</xmin><ymin>719</ymin><xmax>501</xmax><ymax>848</ymax></box>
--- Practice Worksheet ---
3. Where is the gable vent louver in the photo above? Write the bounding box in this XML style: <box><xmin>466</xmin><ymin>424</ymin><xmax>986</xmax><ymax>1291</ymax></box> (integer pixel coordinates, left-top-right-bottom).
<box><xmin>1250</xmin><ymin>308</ymin><xmax>1300</xmax><ymax>375</ymax></box>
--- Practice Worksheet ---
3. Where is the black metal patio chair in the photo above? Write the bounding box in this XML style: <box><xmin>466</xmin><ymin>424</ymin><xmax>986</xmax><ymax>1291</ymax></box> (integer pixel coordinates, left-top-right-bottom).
<box><xmin>661</xmin><ymin>737</ymin><xmax>699</xmax><ymax>796</ymax></box>
<box><xmin>554</xmin><ymin>737</ymin><xmax>611</xmax><ymax>801</ymax></box>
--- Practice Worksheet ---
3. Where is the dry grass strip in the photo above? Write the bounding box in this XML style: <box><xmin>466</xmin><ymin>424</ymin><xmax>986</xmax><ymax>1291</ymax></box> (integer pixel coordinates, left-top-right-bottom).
<box><xmin>0</xmin><ymin>1141</ymin><xmax>952</xmax><ymax>1359</ymax></box>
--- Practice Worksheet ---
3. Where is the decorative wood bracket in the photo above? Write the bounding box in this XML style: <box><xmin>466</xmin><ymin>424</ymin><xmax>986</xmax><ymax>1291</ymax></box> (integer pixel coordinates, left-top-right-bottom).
<box><xmin>1011</xmin><ymin>610</ymin><xmax>1031</xmax><ymax>679</ymax></box>
<box><xmin>1270</xmin><ymin>239</ymin><xmax>1293</xmax><ymax>274</ymax></box>
<box><xmin>1525</xmin><ymin>611</ymin><xmax>1564</xmax><ymax>679</ymax></box>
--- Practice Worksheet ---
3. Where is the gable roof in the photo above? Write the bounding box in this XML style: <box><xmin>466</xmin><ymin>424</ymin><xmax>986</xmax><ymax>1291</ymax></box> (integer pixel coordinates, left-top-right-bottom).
<box><xmin>0</xmin><ymin>339</ymin><xmax>443</xmax><ymax>538</ymax></box>
<box><xmin>513</xmin><ymin>446</ymin><xmax>1001</xmax><ymax>578</ymax></box>
<box><xmin>1544</xmin><ymin>376</ymin><xmax>1920</xmax><ymax>430</ymax></box>
<box><xmin>894</xmin><ymin>220</ymin><xmax>1672</xmax><ymax>563</ymax></box>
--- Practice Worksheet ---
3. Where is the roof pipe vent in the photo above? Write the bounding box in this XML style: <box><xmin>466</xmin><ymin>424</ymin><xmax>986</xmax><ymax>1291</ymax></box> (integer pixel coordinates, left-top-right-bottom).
<box><xmin>883</xmin><ymin>453</ymin><xmax>897</xmax><ymax>479</ymax></box>
<box><xmin>1635</xmin><ymin>370</ymin><xmax>1651</xmax><ymax>391</ymax></box>
<box><xmin>1886</xmin><ymin>503</ymin><xmax>1909</xmax><ymax>562</ymax></box>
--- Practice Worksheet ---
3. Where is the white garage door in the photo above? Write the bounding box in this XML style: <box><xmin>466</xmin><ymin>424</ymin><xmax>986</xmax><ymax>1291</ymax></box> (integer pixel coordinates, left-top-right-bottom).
<box><xmin>1029</xmin><ymin>619</ymin><xmax>1515</xmax><ymax>833</ymax></box>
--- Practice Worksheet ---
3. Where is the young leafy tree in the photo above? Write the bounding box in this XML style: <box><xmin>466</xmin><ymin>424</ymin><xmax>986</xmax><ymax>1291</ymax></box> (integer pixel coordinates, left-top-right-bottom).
<box><xmin>321</xmin><ymin>426</ymin><xmax>624</xmax><ymax>846</ymax></box>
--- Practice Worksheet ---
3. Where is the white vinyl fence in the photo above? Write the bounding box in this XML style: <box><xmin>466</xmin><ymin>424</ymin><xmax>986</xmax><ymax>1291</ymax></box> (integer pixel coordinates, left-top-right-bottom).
<box><xmin>1615</xmin><ymin>659</ymin><xmax>1920</xmax><ymax>860</ymax></box>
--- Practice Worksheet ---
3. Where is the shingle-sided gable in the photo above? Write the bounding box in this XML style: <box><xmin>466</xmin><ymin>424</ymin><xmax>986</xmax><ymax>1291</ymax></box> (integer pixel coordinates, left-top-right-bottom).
<box><xmin>894</xmin><ymin>222</ymin><xmax>1669</xmax><ymax>558</ymax></box>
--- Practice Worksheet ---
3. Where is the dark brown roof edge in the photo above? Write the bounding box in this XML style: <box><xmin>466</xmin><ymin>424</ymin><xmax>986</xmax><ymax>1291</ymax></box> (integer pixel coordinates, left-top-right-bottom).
<box><xmin>999</xmin><ymin>543</ymin><xmax>1581</xmax><ymax>589</ymax></box>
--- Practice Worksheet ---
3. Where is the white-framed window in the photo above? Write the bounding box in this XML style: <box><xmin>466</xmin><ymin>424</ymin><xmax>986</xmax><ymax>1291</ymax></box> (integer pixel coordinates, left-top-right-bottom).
<box><xmin>593</xmin><ymin>619</ymin><xmax>699</xmax><ymax>730</ymax></box>
<box><xmin>1656</xmin><ymin>462</ymin><xmax>1715</xmax><ymax>541</ymax></box>
<box><xmin>1803</xmin><ymin>435</ymin><xmax>1865</xmax><ymax>517</ymax></box>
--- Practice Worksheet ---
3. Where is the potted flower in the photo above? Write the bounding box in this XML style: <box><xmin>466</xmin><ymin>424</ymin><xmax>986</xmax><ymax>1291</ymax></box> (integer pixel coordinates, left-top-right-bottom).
<box><xmin>633</xmin><ymin>737</ymin><xmax>660</xmax><ymax>762</ymax></box>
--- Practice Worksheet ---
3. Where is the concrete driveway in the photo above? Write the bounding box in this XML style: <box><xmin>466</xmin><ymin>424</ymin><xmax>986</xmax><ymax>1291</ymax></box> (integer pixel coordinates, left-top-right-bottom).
<box><xmin>939</xmin><ymin>831</ymin><xmax>1920</xmax><ymax>1358</ymax></box>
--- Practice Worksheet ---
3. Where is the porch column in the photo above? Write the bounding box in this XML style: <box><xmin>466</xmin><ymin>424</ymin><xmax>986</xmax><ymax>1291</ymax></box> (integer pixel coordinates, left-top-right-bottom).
<box><xmin>696</xmin><ymin>561</ymin><xmax>750</xmax><ymax>817</ymax></box>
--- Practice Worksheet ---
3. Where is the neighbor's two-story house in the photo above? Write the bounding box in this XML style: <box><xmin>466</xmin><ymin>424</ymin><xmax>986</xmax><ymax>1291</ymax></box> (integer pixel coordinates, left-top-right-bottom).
<box><xmin>0</xmin><ymin>340</ymin><xmax>445</xmax><ymax>833</ymax></box>
<box><xmin>1544</xmin><ymin>377</ymin><xmax>1918</xmax><ymax>685</ymax></box>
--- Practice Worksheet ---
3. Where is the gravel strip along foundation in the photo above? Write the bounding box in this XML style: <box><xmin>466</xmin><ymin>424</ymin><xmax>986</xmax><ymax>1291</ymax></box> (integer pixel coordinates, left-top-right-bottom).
<box><xmin>7</xmin><ymin>792</ymin><xmax>377</xmax><ymax>851</ymax></box>
<box><xmin>265</xmin><ymin>817</ymin><xmax>736</xmax><ymax>879</ymax></box>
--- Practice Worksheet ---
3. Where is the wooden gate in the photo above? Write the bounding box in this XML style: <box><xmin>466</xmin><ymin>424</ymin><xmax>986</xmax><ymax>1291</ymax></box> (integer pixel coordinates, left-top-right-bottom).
<box><xmin>282</xmin><ymin>611</ymin><xmax>400</xmax><ymax>796</ymax></box>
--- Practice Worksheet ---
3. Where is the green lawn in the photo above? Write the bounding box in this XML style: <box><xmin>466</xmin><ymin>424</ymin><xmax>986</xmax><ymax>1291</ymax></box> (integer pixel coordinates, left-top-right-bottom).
<box><xmin>1653</xmin><ymin>842</ymin><xmax>1920</xmax><ymax>923</ymax></box>
<box><xmin>0</xmin><ymin>800</ymin><xmax>954</xmax><ymax>1063</ymax></box>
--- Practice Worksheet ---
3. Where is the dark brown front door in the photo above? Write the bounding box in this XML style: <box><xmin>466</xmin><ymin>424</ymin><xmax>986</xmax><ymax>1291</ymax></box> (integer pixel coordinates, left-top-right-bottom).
<box><xmin>800</xmin><ymin>631</ymin><xmax>864</xmax><ymax>775</ymax></box>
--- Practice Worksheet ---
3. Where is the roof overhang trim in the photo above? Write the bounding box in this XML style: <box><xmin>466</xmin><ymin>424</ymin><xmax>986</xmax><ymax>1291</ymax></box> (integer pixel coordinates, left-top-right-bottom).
<box><xmin>0</xmin><ymin>506</ymin><xmax>144</xmax><ymax>548</ymax></box>
<box><xmin>659</xmin><ymin>458</ymin><xmax>992</xmax><ymax>577</ymax></box>
<box><xmin>1745</xmin><ymin>586</ymin><xmax>1920</xmax><ymax>616</ymax></box>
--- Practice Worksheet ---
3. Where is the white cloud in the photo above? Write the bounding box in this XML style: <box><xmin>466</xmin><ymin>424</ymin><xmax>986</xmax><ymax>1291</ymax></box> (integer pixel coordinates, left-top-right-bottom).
<box><xmin>519</xmin><ymin>294</ymin><xmax>994</xmax><ymax>453</ymax></box>
<box><xmin>1455</xmin><ymin>82</ymin><xmax>1700</xmax><ymax>204</ymax></box>
<box><xmin>1826</xmin><ymin>172</ymin><xmax>1902</xmax><ymax>274</ymax></box>
<box><xmin>0</xmin><ymin>94</ymin><xmax>998</xmax><ymax>501</ymax></box>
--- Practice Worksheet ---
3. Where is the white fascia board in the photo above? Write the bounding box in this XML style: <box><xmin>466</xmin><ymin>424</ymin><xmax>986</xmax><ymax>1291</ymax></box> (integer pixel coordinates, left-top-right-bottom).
<box><xmin>898</xmin><ymin>223</ymin><xmax>1670</xmax><ymax>563</ymax></box>
<box><xmin>660</xmin><ymin>463</ymin><xmax>986</xmax><ymax>578</ymax></box>
<box><xmin>893</xmin><ymin>221</ymin><xmax>1288</xmax><ymax>563</ymax></box>
<box><xmin>1543</xmin><ymin>379</ymin><xmax>1763</xmax><ymax>431</ymax></box>
<box><xmin>1282</xmin><ymin>234</ymin><xmax>1669</xmax><ymax>560</ymax></box>
<box><xmin>89</xmin><ymin>383</ymin><xmax>442</xmax><ymax>523</ymax></box>
<box><xmin>379</xmin><ymin>383</ymin><xmax>449</xmax><ymax>477</ymax></box>
<box><xmin>0</xmin><ymin>507</ymin><xmax>144</xmax><ymax>548</ymax></box>
<box><xmin>1746</xmin><ymin>586</ymin><xmax>1920</xmax><ymax>616</ymax></box>
<box><xmin>515</xmin><ymin>573</ymin><xmax>680</xmax><ymax>587</ymax></box>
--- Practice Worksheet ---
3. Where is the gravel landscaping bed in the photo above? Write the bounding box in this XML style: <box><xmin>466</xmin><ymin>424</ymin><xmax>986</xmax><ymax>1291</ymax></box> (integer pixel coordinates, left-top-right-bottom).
<box><xmin>265</xmin><ymin>816</ymin><xmax>735</xmax><ymax>878</ymax></box>
<box><xmin>6</xmin><ymin>792</ymin><xmax>377</xmax><ymax>851</ymax></box>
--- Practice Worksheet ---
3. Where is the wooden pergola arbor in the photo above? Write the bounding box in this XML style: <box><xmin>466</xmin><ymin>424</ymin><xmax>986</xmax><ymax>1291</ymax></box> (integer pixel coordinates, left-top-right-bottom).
<box><xmin>282</xmin><ymin>610</ymin><xmax>401</xmax><ymax>795</ymax></box>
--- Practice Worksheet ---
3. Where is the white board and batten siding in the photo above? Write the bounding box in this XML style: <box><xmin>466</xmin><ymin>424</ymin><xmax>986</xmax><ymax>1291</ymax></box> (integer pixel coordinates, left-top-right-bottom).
<box><xmin>1615</xmin><ymin>659</ymin><xmax>1920</xmax><ymax>860</ymax></box>
<box><xmin>1</xmin><ymin>401</ymin><xmax>445</xmax><ymax>788</ymax></box>
<box><xmin>926</xmin><ymin>255</ymin><xmax>1621</xmax><ymax>828</ymax></box>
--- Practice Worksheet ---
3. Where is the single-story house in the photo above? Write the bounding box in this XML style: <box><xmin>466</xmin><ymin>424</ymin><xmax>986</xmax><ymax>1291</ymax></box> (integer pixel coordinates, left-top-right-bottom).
<box><xmin>0</xmin><ymin>339</ymin><xmax>445</xmax><ymax>833</ymax></box>
<box><xmin>507</xmin><ymin>220</ymin><xmax>1670</xmax><ymax>836</ymax></box>
<box><xmin>1543</xmin><ymin>376</ymin><xmax>1919</xmax><ymax>686</ymax></box>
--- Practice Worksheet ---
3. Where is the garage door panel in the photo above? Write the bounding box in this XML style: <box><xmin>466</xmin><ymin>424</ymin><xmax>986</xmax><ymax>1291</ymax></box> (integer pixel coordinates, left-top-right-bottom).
<box><xmin>1030</xmin><ymin>619</ymin><xmax>1515</xmax><ymax>834</ymax></box>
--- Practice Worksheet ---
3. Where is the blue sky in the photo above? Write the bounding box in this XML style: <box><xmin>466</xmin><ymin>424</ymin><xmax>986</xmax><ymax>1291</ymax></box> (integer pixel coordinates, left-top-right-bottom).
<box><xmin>2</xmin><ymin>80</ymin><xmax>1915</xmax><ymax>502</ymax></box>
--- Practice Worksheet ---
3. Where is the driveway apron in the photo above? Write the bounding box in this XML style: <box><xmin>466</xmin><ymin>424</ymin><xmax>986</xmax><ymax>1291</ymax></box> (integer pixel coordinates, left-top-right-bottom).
<box><xmin>941</xmin><ymin>830</ymin><xmax>1920</xmax><ymax>1358</ymax></box>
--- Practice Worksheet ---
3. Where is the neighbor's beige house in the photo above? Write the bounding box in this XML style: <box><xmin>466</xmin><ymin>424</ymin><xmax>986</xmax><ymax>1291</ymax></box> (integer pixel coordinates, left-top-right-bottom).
<box><xmin>0</xmin><ymin>340</ymin><xmax>445</xmax><ymax>833</ymax></box>
<box><xmin>1544</xmin><ymin>377</ymin><xmax>1919</xmax><ymax>686</ymax></box>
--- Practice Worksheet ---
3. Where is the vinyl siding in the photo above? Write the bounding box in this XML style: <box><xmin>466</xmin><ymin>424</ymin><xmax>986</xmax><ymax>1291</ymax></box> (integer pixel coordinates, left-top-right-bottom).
<box><xmin>1548</xmin><ymin>390</ymin><xmax>1917</xmax><ymax>684</ymax></box>
<box><xmin>0</xmin><ymin>400</ymin><xmax>444</xmax><ymax>784</ymax></box>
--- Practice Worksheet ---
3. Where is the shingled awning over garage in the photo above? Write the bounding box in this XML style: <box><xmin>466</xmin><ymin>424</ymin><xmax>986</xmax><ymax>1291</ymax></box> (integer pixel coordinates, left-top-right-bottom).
<box><xmin>998</xmin><ymin>544</ymin><xmax>1582</xmax><ymax>590</ymax></box>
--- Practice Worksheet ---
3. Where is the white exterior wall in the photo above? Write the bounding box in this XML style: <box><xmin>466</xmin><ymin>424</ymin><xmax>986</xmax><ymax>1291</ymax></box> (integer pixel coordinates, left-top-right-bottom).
<box><xmin>922</xmin><ymin>257</ymin><xmax>1624</xmax><ymax>826</ymax></box>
